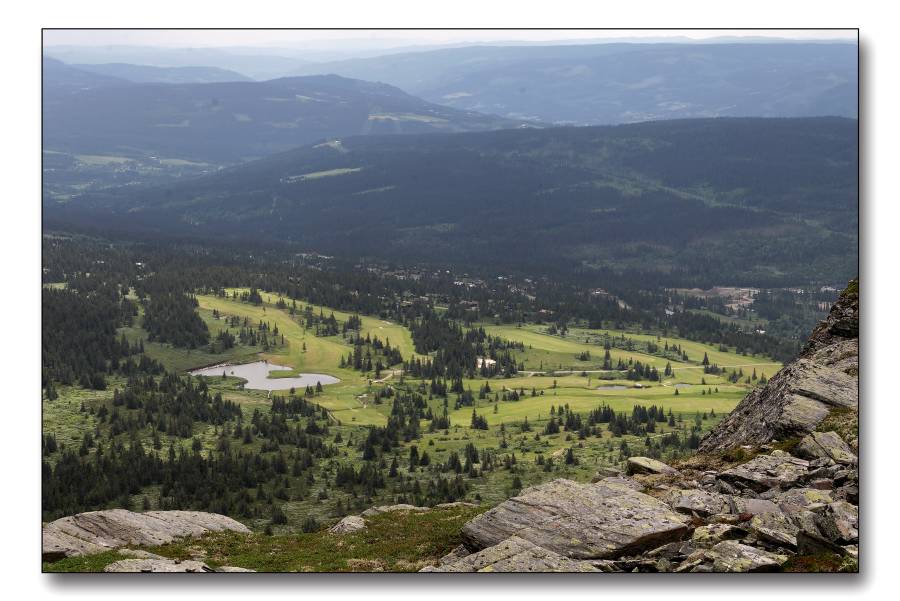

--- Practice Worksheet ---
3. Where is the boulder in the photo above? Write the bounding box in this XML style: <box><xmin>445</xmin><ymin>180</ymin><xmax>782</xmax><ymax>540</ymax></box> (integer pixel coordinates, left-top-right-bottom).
<box><xmin>795</xmin><ymin>431</ymin><xmax>857</xmax><ymax>465</ymax></box>
<box><xmin>775</xmin><ymin>487</ymin><xmax>834</xmax><ymax>513</ymax></box>
<box><xmin>461</xmin><ymin>479</ymin><xmax>688</xmax><ymax>560</ymax></box>
<box><xmin>626</xmin><ymin>457</ymin><xmax>679</xmax><ymax>476</ymax></box>
<box><xmin>434</xmin><ymin>502</ymin><xmax>479</xmax><ymax>510</ymax></box>
<box><xmin>360</xmin><ymin>504</ymin><xmax>430</xmax><ymax>518</ymax></box>
<box><xmin>424</xmin><ymin>536</ymin><xmax>600</xmax><ymax>572</ymax></box>
<box><xmin>103</xmin><ymin>559</ymin><xmax>214</xmax><ymax>573</ymax></box>
<box><xmin>328</xmin><ymin>515</ymin><xmax>367</xmax><ymax>535</ymax></box>
<box><xmin>748</xmin><ymin>512</ymin><xmax>799</xmax><ymax>551</ymax></box>
<box><xmin>42</xmin><ymin>509</ymin><xmax>251</xmax><ymax>561</ymax></box>
<box><xmin>437</xmin><ymin>544</ymin><xmax>471</xmax><ymax>567</ymax></box>
<box><xmin>668</xmin><ymin>489</ymin><xmax>730</xmax><ymax>517</ymax></box>
<box><xmin>677</xmin><ymin>541</ymin><xmax>788</xmax><ymax>573</ymax></box>
<box><xmin>691</xmin><ymin>524</ymin><xmax>746</xmax><ymax>547</ymax></box>
<box><xmin>717</xmin><ymin>452</ymin><xmax>810</xmax><ymax>493</ymax></box>
<box><xmin>816</xmin><ymin>501</ymin><xmax>858</xmax><ymax>545</ymax></box>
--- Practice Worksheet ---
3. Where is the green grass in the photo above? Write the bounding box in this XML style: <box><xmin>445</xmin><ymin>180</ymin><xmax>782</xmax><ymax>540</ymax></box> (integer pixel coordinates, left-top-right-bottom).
<box><xmin>43</xmin><ymin>551</ymin><xmax>130</xmax><ymax>573</ymax></box>
<box><xmin>43</xmin><ymin>506</ymin><xmax>484</xmax><ymax>572</ymax></box>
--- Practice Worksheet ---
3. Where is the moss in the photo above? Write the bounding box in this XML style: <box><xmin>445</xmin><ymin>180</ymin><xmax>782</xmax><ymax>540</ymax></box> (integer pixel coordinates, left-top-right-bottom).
<box><xmin>783</xmin><ymin>552</ymin><xmax>858</xmax><ymax>573</ymax></box>
<box><xmin>43</xmin><ymin>551</ymin><xmax>130</xmax><ymax>573</ymax></box>
<box><xmin>145</xmin><ymin>505</ymin><xmax>485</xmax><ymax>572</ymax></box>
<box><xmin>816</xmin><ymin>407</ymin><xmax>858</xmax><ymax>444</ymax></box>
<box><xmin>772</xmin><ymin>437</ymin><xmax>802</xmax><ymax>454</ymax></box>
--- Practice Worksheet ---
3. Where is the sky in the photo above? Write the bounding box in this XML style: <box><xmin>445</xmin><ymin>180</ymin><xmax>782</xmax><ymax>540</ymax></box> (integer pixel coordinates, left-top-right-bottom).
<box><xmin>43</xmin><ymin>29</ymin><xmax>857</xmax><ymax>50</ymax></box>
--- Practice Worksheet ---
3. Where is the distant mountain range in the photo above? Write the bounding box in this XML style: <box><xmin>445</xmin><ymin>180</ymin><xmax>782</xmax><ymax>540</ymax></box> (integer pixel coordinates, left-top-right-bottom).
<box><xmin>43</xmin><ymin>59</ymin><xmax>524</xmax><ymax>164</ymax></box>
<box><xmin>70</xmin><ymin>62</ymin><xmax>252</xmax><ymax>84</ymax></box>
<box><xmin>293</xmin><ymin>43</ymin><xmax>858</xmax><ymax>124</ymax></box>
<box><xmin>47</xmin><ymin>117</ymin><xmax>858</xmax><ymax>286</ymax></box>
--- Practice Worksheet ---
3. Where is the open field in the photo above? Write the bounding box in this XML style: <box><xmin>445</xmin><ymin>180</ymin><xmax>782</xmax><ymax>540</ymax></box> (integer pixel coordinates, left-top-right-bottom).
<box><xmin>44</xmin><ymin>287</ymin><xmax>778</xmax><ymax>533</ymax></box>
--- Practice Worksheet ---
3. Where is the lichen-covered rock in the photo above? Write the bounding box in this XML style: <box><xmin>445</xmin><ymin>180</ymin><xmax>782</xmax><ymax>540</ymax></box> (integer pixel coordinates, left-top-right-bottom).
<box><xmin>748</xmin><ymin>512</ymin><xmax>799</xmax><ymax>550</ymax></box>
<box><xmin>668</xmin><ymin>489</ymin><xmax>730</xmax><ymax>517</ymax></box>
<box><xmin>717</xmin><ymin>452</ymin><xmax>810</xmax><ymax>493</ymax></box>
<box><xmin>699</xmin><ymin>279</ymin><xmax>858</xmax><ymax>452</ymax></box>
<box><xmin>691</xmin><ymin>524</ymin><xmax>746</xmax><ymax>547</ymax></box>
<box><xmin>677</xmin><ymin>541</ymin><xmax>788</xmax><ymax>573</ymax></box>
<box><xmin>360</xmin><ymin>504</ymin><xmax>430</xmax><ymax>518</ymax></box>
<box><xmin>328</xmin><ymin>515</ymin><xmax>367</xmax><ymax>535</ymax></box>
<box><xmin>461</xmin><ymin>479</ymin><xmax>688</xmax><ymax>560</ymax></box>
<box><xmin>42</xmin><ymin>509</ymin><xmax>250</xmax><ymax>561</ymax></box>
<box><xmin>816</xmin><ymin>501</ymin><xmax>858</xmax><ymax>544</ymax></box>
<box><xmin>776</xmin><ymin>487</ymin><xmax>834</xmax><ymax>513</ymax></box>
<box><xmin>796</xmin><ymin>431</ymin><xmax>857</xmax><ymax>465</ymax></box>
<box><xmin>626</xmin><ymin>457</ymin><xmax>679</xmax><ymax>476</ymax></box>
<box><xmin>103</xmin><ymin>559</ymin><xmax>215</xmax><ymax>573</ymax></box>
<box><xmin>437</xmin><ymin>544</ymin><xmax>471</xmax><ymax>567</ymax></box>
<box><xmin>424</xmin><ymin>536</ymin><xmax>600</xmax><ymax>572</ymax></box>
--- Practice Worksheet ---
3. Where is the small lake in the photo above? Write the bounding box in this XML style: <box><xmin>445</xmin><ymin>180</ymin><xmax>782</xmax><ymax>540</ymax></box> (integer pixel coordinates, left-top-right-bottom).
<box><xmin>596</xmin><ymin>385</ymin><xmax>628</xmax><ymax>390</ymax></box>
<box><xmin>189</xmin><ymin>361</ymin><xmax>340</xmax><ymax>391</ymax></box>
<box><xmin>674</xmin><ymin>383</ymin><xmax>692</xmax><ymax>389</ymax></box>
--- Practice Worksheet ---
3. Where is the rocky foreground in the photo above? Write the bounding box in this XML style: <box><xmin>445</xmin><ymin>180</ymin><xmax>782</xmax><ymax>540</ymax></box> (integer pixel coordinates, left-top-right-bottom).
<box><xmin>42</xmin><ymin>509</ymin><xmax>254</xmax><ymax>572</ymax></box>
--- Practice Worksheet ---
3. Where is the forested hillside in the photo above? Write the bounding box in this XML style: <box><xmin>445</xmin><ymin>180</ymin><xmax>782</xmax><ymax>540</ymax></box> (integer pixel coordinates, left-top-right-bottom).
<box><xmin>48</xmin><ymin>117</ymin><xmax>858</xmax><ymax>286</ymax></box>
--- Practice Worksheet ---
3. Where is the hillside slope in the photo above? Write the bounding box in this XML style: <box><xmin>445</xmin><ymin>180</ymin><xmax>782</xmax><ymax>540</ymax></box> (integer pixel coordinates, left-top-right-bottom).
<box><xmin>42</xmin><ymin>73</ymin><xmax>524</xmax><ymax>163</ymax></box>
<box><xmin>47</xmin><ymin>117</ymin><xmax>859</xmax><ymax>285</ymax></box>
<box><xmin>294</xmin><ymin>43</ymin><xmax>858</xmax><ymax>124</ymax></box>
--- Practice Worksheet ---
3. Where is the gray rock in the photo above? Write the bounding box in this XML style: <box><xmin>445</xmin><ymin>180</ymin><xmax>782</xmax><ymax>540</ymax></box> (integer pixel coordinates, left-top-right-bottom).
<box><xmin>726</xmin><ymin>496</ymin><xmax>782</xmax><ymax>517</ymax></box>
<box><xmin>103</xmin><ymin>559</ymin><xmax>215</xmax><ymax>573</ymax></box>
<box><xmin>626</xmin><ymin>457</ymin><xmax>679</xmax><ymax>476</ymax></box>
<box><xmin>668</xmin><ymin>489</ymin><xmax>730</xmax><ymax>517</ymax></box>
<box><xmin>691</xmin><ymin>524</ymin><xmax>746</xmax><ymax>547</ymax></box>
<box><xmin>437</xmin><ymin>544</ymin><xmax>471</xmax><ymax>567</ymax></box>
<box><xmin>460</xmin><ymin>478</ymin><xmax>689</xmax><ymax>560</ymax></box>
<box><xmin>42</xmin><ymin>509</ymin><xmax>250</xmax><ymax>561</ymax></box>
<box><xmin>598</xmin><ymin>475</ymin><xmax>644</xmax><ymax>491</ymax></box>
<box><xmin>424</xmin><ymin>536</ymin><xmax>600</xmax><ymax>572</ymax></box>
<box><xmin>591</xmin><ymin>466</ymin><xmax>624</xmax><ymax>482</ymax></box>
<box><xmin>817</xmin><ymin>501</ymin><xmax>858</xmax><ymax>544</ymax></box>
<box><xmin>645</xmin><ymin>541</ymin><xmax>698</xmax><ymax>561</ymax></box>
<box><xmin>796</xmin><ymin>431</ymin><xmax>857</xmax><ymax>465</ymax></box>
<box><xmin>360</xmin><ymin>504</ymin><xmax>430</xmax><ymax>518</ymax></box>
<box><xmin>328</xmin><ymin>515</ymin><xmax>367</xmax><ymax>535</ymax></box>
<box><xmin>215</xmin><ymin>566</ymin><xmax>257</xmax><ymax>572</ymax></box>
<box><xmin>775</xmin><ymin>487</ymin><xmax>834</xmax><ymax>513</ymax></box>
<box><xmin>717</xmin><ymin>452</ymin><xmax>810</xmax><ymax>493</ymax></box>
<box><xmin>434</xmin><ymin>502</ymin><xmax>478</xmax><ymax>509</ymax></box>
<box><xmin>748</xmin><ymin>512</ymin><xmax>799</xmax><ymax>550</ymax></box>
<box><xmin>677</xmin><ymin>541</ymin><xmax>788</xmax><ymax>573</ymax></box>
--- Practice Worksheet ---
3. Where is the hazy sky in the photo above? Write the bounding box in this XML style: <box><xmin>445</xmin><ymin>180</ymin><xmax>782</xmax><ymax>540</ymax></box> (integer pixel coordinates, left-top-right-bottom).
<box><xmin>43</xmin><ymin>29</ymin><xmax>857</xmax><ymax>49</ymax></box>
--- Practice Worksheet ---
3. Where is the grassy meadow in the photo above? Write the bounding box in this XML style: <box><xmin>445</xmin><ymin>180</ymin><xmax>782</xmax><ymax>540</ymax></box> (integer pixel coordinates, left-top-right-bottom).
<box><xmin>43</xmin><ymin>286</ymin><xmax>782</xmax><ymax>536</ymax></box>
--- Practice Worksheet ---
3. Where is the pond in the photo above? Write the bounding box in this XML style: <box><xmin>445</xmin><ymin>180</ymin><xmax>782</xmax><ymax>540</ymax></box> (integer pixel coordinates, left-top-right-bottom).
<box><xmin>596</xmin><ymin>385</ymin><xmax>628</xmax><ymax>390</ymax></box>
<box><xmin>674</xmin><ymin>383</ymin><xmax>692</xmax><ymax>389</ymax></box>
<box><xmin>189</xmin><ymin>360</ymin><xmax>340</xmax><ymax>391</ymax></box>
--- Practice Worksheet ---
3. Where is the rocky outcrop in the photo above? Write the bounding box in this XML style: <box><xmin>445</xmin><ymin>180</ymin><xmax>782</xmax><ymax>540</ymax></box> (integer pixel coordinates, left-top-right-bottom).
<box><xmin>360</xmin><ymin>504</ymin><xmax>430</xmax><ymax>518</ymax></box>
<box><xmin>626</xmin><ymin>457</ymin><xmax>679</xmax><ymax>476</ymax></box>
<box><xmin>700</xmin><ymin>279</ymin><xmax>858</xmax><ymax>452</ymax></box>
<box><xmin>795</xmin><ymin>431</ymin><xmax>857</xmax><ymax>465</ymax></box>
<box><xmin>432</xmin><ymin>447</ymin><xmax>858</xmax><ymax>573</ymax></box>
<box><xmin>104</xmin><ymin>559</ymin><xmax>216</xmax><ymax>573</ymax></box>
<box><xmin>423</xmin><ymin>536</ymin><xmax>600</xmax><ymax>572</ymax></box>
<box><xmin>460</xmin><ymin>478</ymin><xmax>689</xmax><ymax>559</ymax></box>
<box><xmin>328</xmin><ymin>515</ymin><xmax>367</xmax><ymax>535</ymax></box>
<box><xmin>42</xmin><ymin>509</ymin><xmax>250</xmax><ymax>562</ymax></box>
